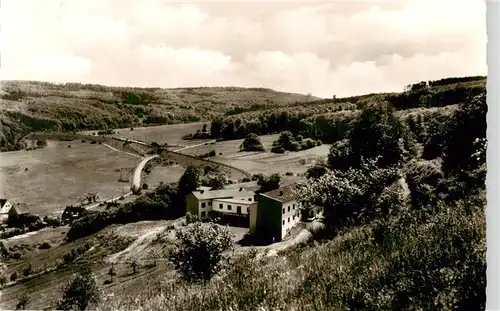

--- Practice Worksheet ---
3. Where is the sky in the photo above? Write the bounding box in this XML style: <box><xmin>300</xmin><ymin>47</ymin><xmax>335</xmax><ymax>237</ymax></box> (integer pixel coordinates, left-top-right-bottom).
<box><xmin>0</xmin><ymin>0</ymin><xmax>487</xmax><ymax>98</ymax></box>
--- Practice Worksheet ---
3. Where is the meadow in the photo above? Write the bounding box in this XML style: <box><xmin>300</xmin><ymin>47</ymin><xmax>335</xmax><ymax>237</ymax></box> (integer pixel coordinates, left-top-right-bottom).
<box><xmin>80</xmin><ymin>122</ymin><xmax>212</xmax><ymax>147</ymax></box>
<box><xmin>0</xmin><ymin>141</ymin><xmax>140</xmax><ymax>216</ymax></box>
<box><xmin>179</xmin><ymin>134</ymin><xmax>330</xmax><ymax>175</ymax></box>
<box><xmin>143</xmin><ymin>164</ymin><xmax>186</xmax><ymax>189</ymax></box>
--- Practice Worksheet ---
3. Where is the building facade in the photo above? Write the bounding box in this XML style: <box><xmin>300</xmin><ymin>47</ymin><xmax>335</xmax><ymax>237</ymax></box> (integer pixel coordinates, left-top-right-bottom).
<box><xmin>0</xmin><ymin>199</ymin><xmax>12</xmax><ymax>223</ymax></box>
<box><xmin>250</xmin><ymin>184</ymin><xmax>303</xmax><ymax>242</ymax></box>
<box><xmin>186</xmin><ymin>188</ymin><xmax>255</xmax><ymax>220</ymax></box>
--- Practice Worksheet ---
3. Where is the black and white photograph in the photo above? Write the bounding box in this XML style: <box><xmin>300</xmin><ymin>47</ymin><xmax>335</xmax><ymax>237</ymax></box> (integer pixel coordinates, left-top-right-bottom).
<box><xmin>0</xmin><ymin>0</ymin><xmax>491</xmax><ymax>310</ymax></box>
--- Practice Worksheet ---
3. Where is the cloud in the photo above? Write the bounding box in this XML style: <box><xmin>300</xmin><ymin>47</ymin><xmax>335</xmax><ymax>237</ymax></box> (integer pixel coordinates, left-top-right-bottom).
<box><xmin>0</xmin><ymin>0</ymin><xmax>486</xmax><ymax>97</ymax></box>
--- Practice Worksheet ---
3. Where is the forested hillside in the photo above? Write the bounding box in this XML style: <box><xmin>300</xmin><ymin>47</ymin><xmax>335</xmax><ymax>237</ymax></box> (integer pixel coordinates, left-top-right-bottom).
<box><xmin>0</xmin><ymin>81</ymin><xmax>320</xmax><ymax>151</ymax></box>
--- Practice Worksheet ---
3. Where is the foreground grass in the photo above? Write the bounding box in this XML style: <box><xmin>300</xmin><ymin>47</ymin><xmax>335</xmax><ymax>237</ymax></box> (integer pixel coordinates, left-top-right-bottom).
<box><xmin>97</xmin><ymin>191</ymin><xmax>485</xmax><ymax>311</ymax></box>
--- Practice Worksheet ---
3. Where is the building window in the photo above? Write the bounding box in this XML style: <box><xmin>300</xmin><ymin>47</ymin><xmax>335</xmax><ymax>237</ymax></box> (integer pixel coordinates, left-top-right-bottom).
<box><xmin>293</xmin><ymin>204</ymin><xmax>295</xmax><ymax>209</ymax></box>
<box><xmin>282</xmin><ymin>220</ymin><xmax>285</xmax><ymax>225</ymax></box>
<box><xmin>288</xmin><ymin>206</ymin><xmax>290</xmax><ymax>212</ymax></box>
<box><xmin>247</xmin><ymin>207</ymin><xmax>250</xmax><ymax>213</ymax></box>
<box><xmin>282</xmin><ymin>208</ymin><xmax>285</xmax><ymax>214</ymax></box>
<box><xmin>201</xmin><ymin>202</ymin><xmax>206</xmax><ymax>208</ymax></box>
<box><xmin>201</xmin><ymin>211</ymin><xmax>206</xmax><ymax>217</ymax></box>
<box><xmin>248</xmin><ymin>198</ymin><xmax>252</xmax><ymax>201</ymax></box>
<box><xmin>293</xmin><ymin>215</ymin><xmax>295</xmax><ymax>220</ymax></box>
<box><xmin>208</xmin><ymin>201</ymin><xmax>212</xmax><ymax>206</ymax></box>
<box><xmin>219</xmin><ymin>204</ymin><xmax>223</xmax><ymax>209</ymax></box>
<box><xmin>228</xmin><ymin>205</ymin><xmax>232</xmax><ymax>210</ymax></box>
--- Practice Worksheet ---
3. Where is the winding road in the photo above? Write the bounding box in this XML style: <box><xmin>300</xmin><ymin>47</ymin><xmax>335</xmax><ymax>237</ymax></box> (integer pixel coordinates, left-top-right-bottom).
<box><xmin>132</xmin><ymin>155</ymin><xmax>159</xmax><ymax>191</ymax></box>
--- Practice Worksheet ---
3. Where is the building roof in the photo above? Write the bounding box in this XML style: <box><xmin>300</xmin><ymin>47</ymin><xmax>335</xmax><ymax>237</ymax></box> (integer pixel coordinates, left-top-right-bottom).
<box><xmin>13</xmin><ymin>203</ymin><xmax>30</xmax><ymax>214</ymax></box>
<box><xmin>0</xmin><ymin>199</ymin><xmax>8</xmax><ymax>208</ymax></box>
<box><xmin>196</xmin><ymin>186</ymin><xmax>213</xmax><ymax>191</ymax></box>
<box><xmin>224</xmin><ymin>181</ymin><xmax>260</xmax><ymax>193</ymax></box>
<box><xmin>261</xmin><ymin>183</ymin><xmax>301</xmax><ymax>203</ymax></box>
<box><xmin>0</xmin><ymin>200</ymin><xmax>10</xmax><ymax>214</ymax></box>
<box><xmin>213</xmin><ymin>198</ymin><xmax>254</xmax><ymax>205</ymax></box>
<box><xmin>190</xmin><ymin>188</ymin><xmax>254</xmax><ymax>200</ymax></box>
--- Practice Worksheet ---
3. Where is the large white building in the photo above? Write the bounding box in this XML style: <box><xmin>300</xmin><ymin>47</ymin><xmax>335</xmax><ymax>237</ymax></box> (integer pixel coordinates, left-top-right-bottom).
<box><xmin>186</xmin><ymin>187</ymin><xmax>256</xmax><ymax>220</ymax></box>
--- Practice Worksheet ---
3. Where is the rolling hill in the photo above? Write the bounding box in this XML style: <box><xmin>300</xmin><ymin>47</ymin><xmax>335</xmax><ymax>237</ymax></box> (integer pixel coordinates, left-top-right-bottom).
<box><xmin>0</xmin><ymin>81</ymin><xmax>321</xmax><ymax>152</ymax></box>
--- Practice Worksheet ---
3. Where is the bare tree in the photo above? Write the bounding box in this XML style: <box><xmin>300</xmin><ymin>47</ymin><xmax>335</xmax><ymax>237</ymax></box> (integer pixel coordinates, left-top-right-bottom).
<box><xmin>84</xmin><ymin>192</ymin><xmax>100</xmax><ymax>204</ymax></box>
<box><xmin>129</xmin><ymin>260</ymin><xmax>138</xmax><ymax>274</ymax></box>
<box><xmin>16</xmin><ymin>292</ymin><xmax>29</xmax><ymax>310</ymax></box>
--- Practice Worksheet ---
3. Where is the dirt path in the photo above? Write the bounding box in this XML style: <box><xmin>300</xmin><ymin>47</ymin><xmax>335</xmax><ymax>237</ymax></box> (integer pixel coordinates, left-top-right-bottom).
<box><xmin>174</xmin><ymin>140</ymin><xmax>217</xmax><ymax>152</ymax></box>
<box><xmin>102</xmin><ymin>143</ymin><xmax>142</xmax><ymax>159</ymax></box>
<box><xmin>107</xmin><ymin>225</ymin><xmax>167</xmax><ymax>264</ymax></box>
<box><xmin>234</xmin><ymin>227</ymin><xmax>313</xmax><ymax>258</ymax></box>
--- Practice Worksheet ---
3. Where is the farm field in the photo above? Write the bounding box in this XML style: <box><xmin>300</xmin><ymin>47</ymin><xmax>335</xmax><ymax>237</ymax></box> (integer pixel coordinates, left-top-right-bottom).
<box><xmin>143</xmin><ymin>164</ymin><xmax>186</xmax><ymax>188</ymax></box>
<box><xmin>179</xmin><ymin>134</ymin><xmax>330</xmax><ymax>175</ymax></box>
<box><xmin>212</xmin><ymin>145</ymin><xmax>330</xmax><ymax>175</ymax></box>
<box><xmin>0</xmin><ymin>140</ymin><xmax>141</xmax><ymax>216</ymax></box>
<box><xmin>3</xmin><ymin>226</ymin><xmax>70</xmax><ymax>248</ymax></box>
<box><xmin>80</xmin><ymin>122</ymin><xmax>211</xmax><ymax>147</ymax></box>
<box><xmin>179</xmin><ymin>134</ymin><xmax>280</xmax><ymax>157</ymax></box>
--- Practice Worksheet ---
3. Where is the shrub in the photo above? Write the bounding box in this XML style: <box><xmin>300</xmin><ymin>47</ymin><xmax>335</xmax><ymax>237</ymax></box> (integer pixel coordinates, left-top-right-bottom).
<box><xmin>271</xmin><ymin>146</ymin><xmax>285</xmax><ymax>154</ymax></box>
<box><xmin>39</xmin><ymin>242</ymin><xmax>51</xmax><ymax>249</ymax></box>
<box><xmin>16</xmin><ymin>293</ymin><xmax>29</xmax><ymax>310</ymax></box>
<box><xmin>305</xmin><ymin>138</ymin><xmax>316</xmax><ymax>149</ymax></box>
<box><xmin>129</xmin><ymin>261</ymin><xmax>138</xmax><ymax>274</ymax></box>
<box><xmin>11</xmin><ymin>252</ymin><xmax>21</xmax><ymax>260</ymax></box>
<box><xmin>10</xmin><ymin>272</ymin><xmax>18</xmax><ymax>282</ymax></box>
<box><xmin>170</xmin><ymin>222</ymin><xmax>233</xmax><ymax>282</ymax></box>
<box><xmin>185</xmin><ymin>212</ymin><xmax>200</xmax><ymax>224</ymax></box>
<box><xmin>257</xmin><ymin>173</ymin><xmax>281</xmax><ymax>193</ymax></box>
<box><xmin>22</xmin><ymin>264</ymin><xmax>32</xmax><ymax>277</ymax></box>
<box><xmin>306</xmin><ymin>159</ymin><xmax>328</xmax><ymax>180</ymax></box>
<box><xmin>240</xmin><ymin>133</ymin><xmax>265</xmax><ymax>152</ymax></box>
<box><xmin>57</xmin><ymin>266</ymin><xmax>100</xmax><ymax>311</ymax></box>
<box><xmin>142</xmin><ymin>183</ymin><xmax>149</xmax><ymax>190</ymax></box>
<box><xmin>36</xmin><ymin>139</ymin><xmax>47</xmax><ymax>148</ymax></box>
<box><xmin>202</xmin><ymin>172</ymin><xmax>227</xmax><ymax>190</ymax></box>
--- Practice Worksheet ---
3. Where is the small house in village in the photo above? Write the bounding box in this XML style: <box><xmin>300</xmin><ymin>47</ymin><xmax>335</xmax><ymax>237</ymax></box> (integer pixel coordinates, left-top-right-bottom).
<box><xmin>0</xmin><ymin>199</ymin><xmax>13</xmax><ymax>223</ymax></box>
<box><xmin>0</xmin><ymin>199</ymin><xmax>30</xmax><ymax>224</ymax></box>
<box><xmin>186</xmin><ymin>188</ymin><xmax>256</xmax><ymax>220</ymax></box>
